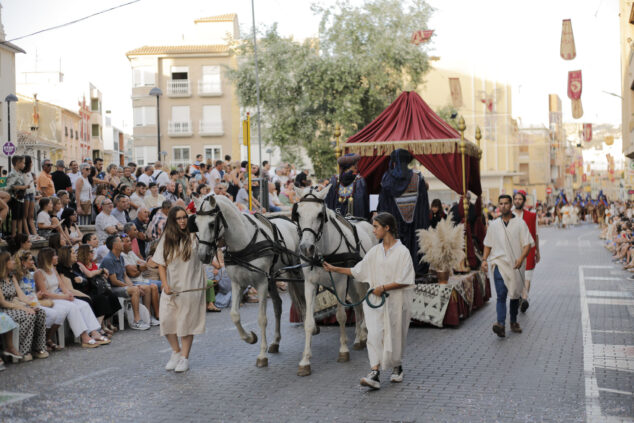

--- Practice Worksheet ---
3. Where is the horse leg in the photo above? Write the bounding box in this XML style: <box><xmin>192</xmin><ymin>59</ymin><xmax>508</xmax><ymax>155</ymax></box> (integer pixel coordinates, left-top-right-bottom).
<box><xmin>268</xmin><ymin>280</ymin><xmax>282</xmax><ymax>354</ymax></box>
<box><xmin>335</xmin><ymin>278</ymin><xmax>350</xmax><ymax>363</ymax></box>
<box><xmin>255</xmin><ymin>279</ymin><xmax>269</xmax><ymax>367</ymax></box>
<box><xmin>298</xmin><ymin>281</ymin><xmax>316</xmax><ymax>376</ymax></box>
<box><xmin>230</xmin><ymin>281</ymin><xmax>257</xmax><ymax>344</ymax></box>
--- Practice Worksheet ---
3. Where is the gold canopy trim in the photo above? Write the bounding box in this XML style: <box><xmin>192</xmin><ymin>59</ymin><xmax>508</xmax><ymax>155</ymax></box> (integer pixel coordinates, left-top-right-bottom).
<box><xmin>342</xmin><ymin>138</ymin><xmax>481</xmax><ymax>158</ymax></box>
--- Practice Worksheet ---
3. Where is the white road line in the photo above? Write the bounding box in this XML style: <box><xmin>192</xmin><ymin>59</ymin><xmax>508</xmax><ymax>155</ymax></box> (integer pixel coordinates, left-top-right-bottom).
<box><xmin>592</xmin><ymin>329</ymin><xmax>634</xmax><ymax>334</ymax></box>
<box><xmin>598</xmin><ymin>387</ymin><xmax>634</xmax><ymax>397</ymax></box>
<box><xmin>579</xmin><ymin>266</ymin><xmax>603</xmax><ymax>422</ymax></box>
<box><xmin>58</xmin><ymin>367</ymin><xmax>118</xmax><ymax>387</ymax></box>
<box><xmin>586</xmin><ymin>290</ymin><xmax>633</xmax><ymax>298</ymax></box>
<box><xmin>587</xmin><ymin>298</ymin><xmax>634</xmax><ymax>306</ymax></box>
<box><xmin>585</xmin><ymin>277</ymin><xmax>623</xmax><ymax>281</ymax></box>
<box><xmin>0</xmin><ymin>391</ymin><xmax>36</xmax><ymax>407</ymax></box>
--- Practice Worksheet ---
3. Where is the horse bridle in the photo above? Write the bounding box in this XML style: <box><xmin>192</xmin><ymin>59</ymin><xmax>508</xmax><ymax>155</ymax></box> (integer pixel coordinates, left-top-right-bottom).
<box><xmin>292</xmin><ymin>190</ymin><xmax>329</xmax><ymax>242</ymax></box>
<box><xmin>195</xmin><ymin>196</ymin><xmax>228</xmax><ymax>250</ymax></box>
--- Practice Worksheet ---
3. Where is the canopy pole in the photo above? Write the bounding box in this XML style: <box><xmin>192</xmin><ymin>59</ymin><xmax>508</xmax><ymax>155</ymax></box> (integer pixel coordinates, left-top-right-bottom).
<box><xmin>458</xmin><ymin>116</ymin><xmax>470</xmax><ymax>272</ymax></box>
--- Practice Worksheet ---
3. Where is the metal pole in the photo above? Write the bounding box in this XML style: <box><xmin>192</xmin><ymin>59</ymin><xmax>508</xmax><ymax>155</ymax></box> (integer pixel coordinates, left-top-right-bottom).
<box><xmin>7</xmin><ymin>103</ymin><xmax>11</xmax><ymax>173</ymax></box>
<box><xmin>156</xmin><ymin>95</ymin><xmax>161</xmax><ymax>162</ymax></box>
<box><xmin>251</xmin><ymin>0</ymin><xmax>264</xmax><ymax>205</ymax></box>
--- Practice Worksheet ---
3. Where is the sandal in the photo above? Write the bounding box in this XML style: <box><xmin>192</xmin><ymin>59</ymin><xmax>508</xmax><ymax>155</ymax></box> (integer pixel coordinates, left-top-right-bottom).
<box><xmin>2</xmin><ymin>349</ymin><xmax>23</xmax><ymax>360</ymax></box>
<box><xmin>46</xmin><ymin>340</ymin><xmax>64</xmax><ymax>351</ymax></box>
<box><xmin>95</xmin><ymin>336</ymin><xmax>111</xmax><ymax>345</ymax></box>
<box><xmin>207</xmin><ymin>304</ymin><xmax>221</xmax><ymax>312</ymax></box>
<box><xmin>81</xmin><ymin>339</ymin><xmax>100</xmax><ymax>349</ymax></box>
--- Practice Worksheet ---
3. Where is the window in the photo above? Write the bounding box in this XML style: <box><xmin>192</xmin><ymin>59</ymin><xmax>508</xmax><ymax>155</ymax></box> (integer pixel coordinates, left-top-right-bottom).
<box><xmin>171</xmin><ymin>66</ymin><xmax>189</xmax><ymax>80</ymax></box>
<box><xmin>91</xmin><ymin>124</ymin><xmax>100</xmax><ymax>137</ymax></box>
<box><xmin>70</xmin><ymin>128</ymin><xmax>74</xmax><ymax>139</ymax></box>
<box><xmin>172</xmin><ymin>146</ymin><xmax>190</xmax><ymax>167</ymax></box>
<box><xmin>200</xmin><ymin>66</ymin><xmax>221</xmax><ymax>94</ymax></box>
<box><xmin>90</xmin><ymin>98</ymin><xmax>100</xmax><ymax>112</ymax></box>
<box><xmin>65</xmin><ymin>126</ymin><xmax>68</xmax><ymax>137</ymax></box>
<box><xmin>200</xmin><ymin>105</ymin><xmax>223</xmax><ymax>134</ymax></box>
<box><xmin>133</xmin><ymin>106</ymin><xmax>157</xmax><ymax>127</ymax></box>
<box><xmin>204</xmin><ymin>145</ymin><xmax>222</xmax><ymax>161</ymax></box>
<box><xmin>135</xmin><ymin>146</ymin><xmax>157</xmax><ymax>166</ymax></box>
<box><xmin>132</xmin><ymin>66</ymin><xmax>155</xmax><ymax>87</ymax></box>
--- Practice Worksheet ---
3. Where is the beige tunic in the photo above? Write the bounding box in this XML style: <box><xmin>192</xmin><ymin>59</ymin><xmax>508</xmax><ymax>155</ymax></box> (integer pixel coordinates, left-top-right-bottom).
<box><xmin>153</xmin><ymin>235</ymin><xmax>206</xmax><ymax>336</ymax></box>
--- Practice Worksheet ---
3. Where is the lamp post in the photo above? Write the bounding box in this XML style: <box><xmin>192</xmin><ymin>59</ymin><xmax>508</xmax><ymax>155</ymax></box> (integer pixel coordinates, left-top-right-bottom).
<box><xmin>5</xmin><ymin>94</ymin><xmax>18</xmax><ymax>172</ymax></box>
<box><xmin>149</xmin><ymin>87</ymin><xmax>162</xmax><ymax>163</ymax></box>
<box><xmin>457</xmin><ymin>116</ymin><xmax>470</xmax><ymax>271</ymax></box>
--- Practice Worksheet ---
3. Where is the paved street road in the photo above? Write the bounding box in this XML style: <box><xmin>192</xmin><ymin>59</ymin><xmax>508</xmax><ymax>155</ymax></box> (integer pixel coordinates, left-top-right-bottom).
<box><xmin>1</xmin><ymin>224</ymin><xmax>633</xmax><ymax>423</ymax></box>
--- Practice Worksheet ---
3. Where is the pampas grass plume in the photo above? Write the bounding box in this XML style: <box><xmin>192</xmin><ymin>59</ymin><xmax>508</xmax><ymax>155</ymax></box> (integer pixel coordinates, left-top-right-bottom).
<box><xmin>417</xmin><ymin>213</ymin><xmax>465</xmax><ymax>271</ymax></box>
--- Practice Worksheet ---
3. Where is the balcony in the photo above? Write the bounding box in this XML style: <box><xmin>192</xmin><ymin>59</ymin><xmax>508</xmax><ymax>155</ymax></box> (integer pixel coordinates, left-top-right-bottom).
<box><xmin>198</xmin><ymin>80</ymin><xmax>222</xmax><ymax>96</ymax></box>
<box><xmin>167</xmin><ymin>79</ymin><xmax>191</xmax><ymax>97</ymax></box>
<box><xmin>168</xmin><ymin>121</ymin><xmax>193</xmax><ymax>137</ymax></box>
<box><xmin>199</xmin><ymin>121</ymin><xmax>224</xmax><ymax>136</ymax></box>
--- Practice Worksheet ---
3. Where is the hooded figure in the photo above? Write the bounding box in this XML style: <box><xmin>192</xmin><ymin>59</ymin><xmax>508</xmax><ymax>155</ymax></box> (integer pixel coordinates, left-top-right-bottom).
<box><xmin>325</xmin><ymin>153</ymin><xmax>369</xmax><ymax>219</ymax></box>
<box><xmin>377</xmin><ymin>149</ymin><xmax>430</xmax><ymax>276</ymax></box>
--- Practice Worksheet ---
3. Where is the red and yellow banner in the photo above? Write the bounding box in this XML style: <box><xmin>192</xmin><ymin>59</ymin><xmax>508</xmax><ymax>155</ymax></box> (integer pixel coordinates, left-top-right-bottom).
<box><xmin>411</xmin><ymin>30</ymin><xmax>434</xmax><ymax>45</ymax></box>
<box><xmin>568</xmin><ymin>71</ymin><xmax>582</xmax><ymax>100</ymax></box>
<box><xmin>583</xmin><ymin>123</ymin><xmax>592</xmax><ymax>142</ymax></box>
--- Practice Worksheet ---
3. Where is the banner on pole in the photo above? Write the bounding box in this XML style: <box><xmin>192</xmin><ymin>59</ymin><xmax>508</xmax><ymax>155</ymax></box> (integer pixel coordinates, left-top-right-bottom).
<box><xmin>583</xmin><ymin>123</ymin><xmax>592</xmax><ymax>142</ymax></box>
<box><xmin>560</xmin><ymin>19</ymin><xmax>576</xmax><ymax>60</ymax></box>
<box><xmin>568</xmin><ymin>70</ymin><xmax>583</xmax><ymax>118</ymax></box>
<box><xmin>448</xmin><ymin>77</ymin><xmax>463</xmax><ymax>108</ymax></box>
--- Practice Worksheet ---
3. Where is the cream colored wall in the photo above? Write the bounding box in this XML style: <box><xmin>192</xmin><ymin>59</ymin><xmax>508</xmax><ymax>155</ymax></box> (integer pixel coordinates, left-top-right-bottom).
<box><xmin>621</xmin><ymin>1</ymin><xmax>634</xmax><ymax>157</ymax></box>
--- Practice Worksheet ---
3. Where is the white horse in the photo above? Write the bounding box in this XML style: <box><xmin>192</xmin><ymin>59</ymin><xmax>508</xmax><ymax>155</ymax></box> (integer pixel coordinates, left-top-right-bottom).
<box><xmin>292</xmin><ymin>185</ymin><xmax>377</xmax><ymax>376</ymax></box>
<box><xmin>194</xmin><ymin>194</ymin><xmax>303</xmax><ymax>367</ymax></box>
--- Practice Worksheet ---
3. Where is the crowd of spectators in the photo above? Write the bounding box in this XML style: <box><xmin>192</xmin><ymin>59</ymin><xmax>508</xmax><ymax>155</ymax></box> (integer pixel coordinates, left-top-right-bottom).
<box><xmin>0</xmin><ymin>152</ymin><xmax>320</xmax><ymax>370</ymax></box>
<box><xmin>602</xmin><ymin>202</ymin><xmax>633</xmax><ymax>280</ymax></box>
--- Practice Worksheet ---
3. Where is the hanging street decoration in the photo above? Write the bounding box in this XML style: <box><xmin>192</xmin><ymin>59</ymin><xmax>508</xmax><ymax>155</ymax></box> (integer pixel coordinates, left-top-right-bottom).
<box><xmin>448</xmin><ymin>77</ymin><xmax>463</xmax><ymax>108</ymax></box>
<box><xmin>411</xmin><ymin>30</ymin><xmax>434</xmax><ymax>45</ymax></box>
<box><xmin>567</xmin><ymin>70</ymin><xmax>583</xmax><ymax>119</ymax></box>
<box><xmin>583</xmin><ymin>123</ymin><xmax>592</xmax><ymax>142</ymax></box>
<box><xmin>560</xmin><ymin>19</ymin><xmax>576</xmax><ymax>60</ymax></box>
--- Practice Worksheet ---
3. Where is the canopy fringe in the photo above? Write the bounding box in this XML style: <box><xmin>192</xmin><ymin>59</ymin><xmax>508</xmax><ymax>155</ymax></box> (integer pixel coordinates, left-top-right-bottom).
<box><xmin>342</xmin><ymin>139</ymin><xmax>481</xmax><ymax>158</ymax></box>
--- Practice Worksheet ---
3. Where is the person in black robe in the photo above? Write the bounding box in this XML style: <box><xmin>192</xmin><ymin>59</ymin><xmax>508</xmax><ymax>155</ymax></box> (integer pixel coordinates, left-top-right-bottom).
<box><xmin>325</xmin><ymin>153</ymin><xmax>369</xmax><ymax>219</ymax></box>
<box><xmin>429</xmin><ymin>198</ymin><xmax>446</xmax><ymax>228</ymax></box>
<box><xmin>377</xmin><ymin>149</ymin><xmax>430</xmax><ymax>276</ymax></box>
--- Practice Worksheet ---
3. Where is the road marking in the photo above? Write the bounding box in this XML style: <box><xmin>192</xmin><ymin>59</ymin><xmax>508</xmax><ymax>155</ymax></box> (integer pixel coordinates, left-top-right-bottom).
<box><xmin>587</xmin><ymin>298</ymin><xmax>634</xmax><ymax>306</ymax></box>
<box><xmin>592</xmin><ymin>329</ymin><xmax>634</xmax><ymax>334</ymax></box>
<box><xmin>58</xmin><ymin>368</ymin><xmax>118</xmax><ymax>387</ymax></box>
<box><xmin>598</xmin><ymin>387</ymin><xmax>634</xmax><ymax>397</ymax></box>
<box><xmin>556</xmin><ymin>240</ymin><xmax>569</xmax><ymax>246</ymax></box>
<box><xmin>0</xmin><ymin>391</ymin><xmax>36</xmax><ymax>407</ymax></box>
<box><xmin>579</xmin><ymin>266</ymin><xmax>603</xmax><ymax>422</ymax></box>
<box><xmin>584</xmin><ymin>276</ymin><xmax>623</xmax><ymax>281</ymax></box>
<box><xmin>586</xmin><ymin>290</ymin><xmax>633</xmax><ymax>298</ymax></box>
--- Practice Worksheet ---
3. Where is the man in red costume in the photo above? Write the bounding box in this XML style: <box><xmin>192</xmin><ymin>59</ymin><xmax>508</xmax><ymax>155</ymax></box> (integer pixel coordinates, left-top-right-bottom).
<box><xmin>512</xmin><ymin>190</ymin><xmax>539</xmax><ymax>313</ymax></box>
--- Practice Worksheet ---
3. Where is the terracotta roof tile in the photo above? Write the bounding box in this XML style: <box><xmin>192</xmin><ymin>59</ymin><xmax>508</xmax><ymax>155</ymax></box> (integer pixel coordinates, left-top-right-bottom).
<box><xmin>194</xmin><ymin>13</ymin><xmax>236</xmax><ymax>23</ymax></box>
<box><xmin>126</xmin><ymin>44</ymin><xmax>230</xmax><ymax>56</ymax></box>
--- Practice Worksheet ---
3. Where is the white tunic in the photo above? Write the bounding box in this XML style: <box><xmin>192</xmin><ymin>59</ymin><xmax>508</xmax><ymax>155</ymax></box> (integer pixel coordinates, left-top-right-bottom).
<box><xmin>351</xmin><ymin>240</ymin><xmax>414</xmax><ymax>370</ymax></box>
<box><xmin>483</xmin><ymin>216</ymin><xmax>534</xmax><ymax>299</ymax></box>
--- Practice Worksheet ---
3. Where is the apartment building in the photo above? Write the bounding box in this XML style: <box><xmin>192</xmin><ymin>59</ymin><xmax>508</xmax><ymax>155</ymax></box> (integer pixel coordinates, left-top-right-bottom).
<box><xmin>126</xmin><ymin>13</ymin><xmax>241</xmax><ymax>168</ymax></box>
<box><xmin>516</xmin><ymin>126</ymin><xmax>550</xmax><ymax>203</ymax></box>
<box><xmin>620</xmin><ymin>0</ymin><xmax>634</xmax><ymax>159</ymax></box>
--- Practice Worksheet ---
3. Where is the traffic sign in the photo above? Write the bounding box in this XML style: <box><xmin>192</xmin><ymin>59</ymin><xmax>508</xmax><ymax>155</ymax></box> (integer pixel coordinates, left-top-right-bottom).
<box><xmin>546</xmin><ymin>187</ymin><xmax>552</xmax><ymax>195</ymax></box>
<box><xmin>2</xmin><ymin>142</ymin><xmax>15</xmax><ymax>156</ymax></box>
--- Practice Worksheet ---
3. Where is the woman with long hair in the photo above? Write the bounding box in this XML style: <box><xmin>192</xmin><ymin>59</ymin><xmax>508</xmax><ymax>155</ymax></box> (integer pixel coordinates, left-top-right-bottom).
<box><xmin>0</xmin><ymin>252</ymin><xmax>48</xmax><ymax>360</ymax></box>
<box><xmin>75</xmin><ymin>244</ymin><xmax>121</xmax><ymax>335</ymax></box>
<box><xmin>154</xmin><ymin>206</ymin><xmax>207</xmax><ymax>373</ymax></box>
<box><xmin>22</xmin><ymin>155</ymin><xmax>39</xmax><ymax>239</ymax></box>
<box><xmin>429</xmin><ymin>198</ymin><xmax>447</xmax><ymax>229</ymax></box>
<box><xmin>33</xmin><ymin>248</ymin><xmax>107</xmax><ymax>348</ymax></box>
<box><xmin>14</xmin><ymin>250</ymin><xmax>66</xmax><ymax>351</ymax></box>
<box><xmin>6</xmin><ymin>155</ymin><xmax>27</xmax><ymax>237</ymax></box>
<box><xmin>105</xmin><ymin>164</ymin><xmax>120</xmax><ymax>198</ymax></box>
<box><xmin>93</xmin><ymin>184</ymin><xmax>108</xmax><ymax>216</ymax></box>
<box><xmin>60</xmin><ymin>207</ymin><xmax>83</xmax><ymax>245</ymax></box>
<box><xmin>323</xmin><ymin>212</ymin><xmax>414</xmax><ymax>390</ymax></box>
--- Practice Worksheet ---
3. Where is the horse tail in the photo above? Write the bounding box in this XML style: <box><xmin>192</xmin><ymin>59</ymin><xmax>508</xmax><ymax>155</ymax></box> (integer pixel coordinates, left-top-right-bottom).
<box><xmin>287</xmin><ymin>279</ymin><xmax>306</xmax><ymax>322</ymax></box>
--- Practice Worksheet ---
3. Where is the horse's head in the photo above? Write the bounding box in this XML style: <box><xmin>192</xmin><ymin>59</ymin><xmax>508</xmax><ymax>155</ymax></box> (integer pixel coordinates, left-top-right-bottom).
<box><xmin>194</xmin><ymin>194</ymin><xmax>226</xmax><ymax>263</ymax></box>
<box><xmin>292</xmin><ymin>185</ymin><xmax>332</xmax><ymax>260</ymax></box>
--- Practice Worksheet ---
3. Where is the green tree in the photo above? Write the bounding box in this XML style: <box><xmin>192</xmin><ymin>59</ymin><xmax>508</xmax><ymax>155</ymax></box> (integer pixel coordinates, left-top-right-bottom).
<box><xmin>435</xmin><ymin>105</ymin><xmax>459</xmax><ymax>131</ymax></box>
<box><xmin>228</xmin><ymin>0</ymin><xmax>434</xmax><ymax>178</ymax></box>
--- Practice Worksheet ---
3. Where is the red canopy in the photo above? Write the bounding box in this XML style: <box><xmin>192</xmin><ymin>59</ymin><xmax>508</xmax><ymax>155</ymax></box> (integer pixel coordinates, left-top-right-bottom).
<box><xmin>344</xmin><ymin>91</ymin><xmax>482</xmax><ymax>197</ymax></box>
<box><xmin>343</xmin><ymin>91</ymin><xmax>484</xmax><ymax>268</ymax></box>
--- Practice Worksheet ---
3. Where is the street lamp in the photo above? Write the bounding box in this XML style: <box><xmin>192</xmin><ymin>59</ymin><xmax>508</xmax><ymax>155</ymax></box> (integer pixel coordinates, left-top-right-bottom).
<box><xmin>5</xmin><ymin>94</ymin><xmax>17</xmax><ymax>172</ymax></box>
<box><xmin>149</xmin><ymin>87</ymin><xmax>162</xmax><ymax>163</ymax></box>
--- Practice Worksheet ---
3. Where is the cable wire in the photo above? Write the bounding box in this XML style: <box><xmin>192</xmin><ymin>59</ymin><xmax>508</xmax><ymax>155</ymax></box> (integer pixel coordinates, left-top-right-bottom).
<box><xmin>2</xmin><ymin>0</ymin><xmax>141</xmax><ymax>44</ymax></box>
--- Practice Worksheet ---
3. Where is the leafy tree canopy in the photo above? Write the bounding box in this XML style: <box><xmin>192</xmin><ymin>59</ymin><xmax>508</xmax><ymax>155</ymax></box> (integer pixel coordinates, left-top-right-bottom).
<box><xmin>228</xmin><ymin>0</ymin><xmax>433</xmax><ymax>178</ymax></box>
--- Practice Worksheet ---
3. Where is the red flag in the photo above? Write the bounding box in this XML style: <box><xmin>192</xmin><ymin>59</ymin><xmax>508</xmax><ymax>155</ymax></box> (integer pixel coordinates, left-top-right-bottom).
<box><xmin>583</xmin><ymin>123</ymin><xmax>592</xmax><ymax>142</ymax></box>
<box><xmin>568</xmin><ymin>71</ymin><xmax>582</xmax><ymax>100</ymax></box>
<box><xmin>411</xmin><ymin>30</ymin><xmax>434</xmax><ymax>45</ymax></box>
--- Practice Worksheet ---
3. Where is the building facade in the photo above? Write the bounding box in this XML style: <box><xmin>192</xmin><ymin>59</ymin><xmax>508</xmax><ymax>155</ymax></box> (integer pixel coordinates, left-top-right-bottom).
<box><xmin>620</xmin><ymin>0</ymin><xmax>634</xmax><ymax>159</ymax></box>
<box><xmin>516</xmin><ymin>126</ymin><xmax>551</xmax><ymax>203</ymax></box>
<box><xmin>126</xmin><ymin>13</ymin><xmax>241</xmax><ymax>168</ymax></box>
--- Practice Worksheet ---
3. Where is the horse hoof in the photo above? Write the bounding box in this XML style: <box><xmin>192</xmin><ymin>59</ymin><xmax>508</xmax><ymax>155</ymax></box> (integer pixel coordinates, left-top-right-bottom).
<box><xmin>312</xmin><ymin>326</ymin><xmax>320</xmax><ymax>335</ymax></box>
<box><xmin>256</xmin><ymin>357</ymin><xmax>268</xmax><ymax>368</ymax></box>
<box><xmin>352</xmin><ymin>340</ymin><xmax>366</xmax><ymax>350</ymax></box>
<box><xmin>337</xmin><ymin>352</ymin><xmax>350</xmax><ymax>362</ymax></box>
<box><xmin>297</xmin><ymin>365</ymin><xmax>311</xmax><ymax>377</ymax></box>
<box><xmin>268</xmin><ymin>344</ymin><xmax>279</xmax><ymax>353</ymax></box>
<box><xmin>246</xmin><ymin>331</ymin><xmax>258</xmax><ymax>344</ymax></box>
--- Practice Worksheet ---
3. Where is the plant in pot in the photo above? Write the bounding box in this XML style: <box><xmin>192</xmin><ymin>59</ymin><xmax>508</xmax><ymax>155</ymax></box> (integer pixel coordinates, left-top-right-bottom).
<box><xmin>417</xmin><ymin>213</ymin><xmax>465</xmax><ymax>284</ymax></box>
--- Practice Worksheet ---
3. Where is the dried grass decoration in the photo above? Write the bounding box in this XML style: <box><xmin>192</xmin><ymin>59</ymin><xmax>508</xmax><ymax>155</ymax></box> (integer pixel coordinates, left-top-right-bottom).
<box><xmin>417</xmin><ymin>213</ymin><xmax>465</xmax><ymax>283</ymax></box>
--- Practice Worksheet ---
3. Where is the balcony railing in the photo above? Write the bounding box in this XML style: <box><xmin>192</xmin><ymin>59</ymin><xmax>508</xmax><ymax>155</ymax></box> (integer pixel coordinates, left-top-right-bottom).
<box><xmin>199</xmin><ymin>121</ymin><xmax>224</xmax><ymax>136</ymax></box>
<box><xmin>167</xmin><ymin>79</ymin><xmax>191</xmax><ymax>97</ymax></box>
<box><xmin>198</xmin><ymin>80</ymin><xmax>222</xmax><ymax>96</ymax></box>
<box><xmin>168</xmin><ymin>121</ymin><xmax>193</xmax><ymax>137</ymax></box>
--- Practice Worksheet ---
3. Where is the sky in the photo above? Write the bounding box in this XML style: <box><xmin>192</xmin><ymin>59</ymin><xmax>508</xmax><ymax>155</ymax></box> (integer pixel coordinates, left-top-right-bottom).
<box><xmin>2</xmin><ymin>0</ymin><xmax>621</xmax><ymax>135</ymax></box>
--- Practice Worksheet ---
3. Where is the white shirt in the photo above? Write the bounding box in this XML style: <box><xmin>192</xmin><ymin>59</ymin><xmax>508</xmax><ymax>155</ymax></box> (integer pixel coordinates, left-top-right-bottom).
<box><xmin>68</xmin><ymin>171</ymin><xmax>81</xmax><ymax>190</ymax></box>
<box><xmin>121</xmin><ymin>250</ymin><xmax>145</xmax><ymax>282</ymax></box>
<box><xmin>94</xmin><ymin>245</ymin><xmax>110</xmax><ymax>265</ymax></box>
<box><xmin>129</xmin><ymin>192</ymin><xmax>145</xmax><ymax>220</ymax></box>
<box><xmin>152</xmin><ymin>169</ymin><xmax>169</xmax><ymax>187</ymax></box>
<box><xmin>95</xmin><ymin>211</ymin><xmax>121</xmax><ymax>244</ymax></box>
<box><xmin>138</xmin><ymin>173</ymin><xmax>152</xmax><ymax>186</ymax></box>
<box><xmin>37</xmin><ymin>211</ymin><xmax>51</xmax><ymax>227</ymax></box>
<box><xmin>209</xmin><ymin>168</ymin><xmax>222</xmax><ymax>189</ymax></box>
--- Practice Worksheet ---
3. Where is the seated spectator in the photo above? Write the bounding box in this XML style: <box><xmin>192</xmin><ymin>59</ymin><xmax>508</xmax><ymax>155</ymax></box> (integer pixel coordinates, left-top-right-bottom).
<box><xmin>56</xmin><ymin>190</ymin><xmax>71</xmax><ymax>218</ymax></box>
<box><xmin>93</xmin><ymin>184</ymin><xmax>108</xmax><ymax>215</ymax></box>
<box><xmin>121</xmin><ymin>166</ymin><xmax>135</xmax><ymax>187</ymax></box>
<box><xmin>144</xmin><ymin>182</ymin><xmax>165</xmax><ymax>211</ymax></box>
<box><xmin>0</xmin><ymin>252</ymin><xmax>49</xmax><ymax>360</ymax></box>
<box><xmin>37</xmin><ymin>198</ymin><xmax>61</xmax><ymax>237</ymax></box>
<box><xmin>132</xmin><ymin>208</ymin><xmax>150</xmax><ymax>258</ymax></box>
<box><xmin>120</xmin><ymin>233</ymin><xmax>160</xmax><ymax>325</ymax></box>
<box><xmin>34</xmin><ymin>248</ymin><xmax>107</xmax><ymax>348</ymax></box>
<box><xmin>213</xmin><ymin>182</ymin><xmax>232</xmax><ymax>201</ymax></box>
<box><xmin>236</xmin><ymin>186</ymin><xmax>264</xmax><ymax>212</ymax></box>
<box><xmin>0</xmin><ymin>312</ymin><xmax>21</xmax><ymax>367</ymax></box>
<box><xmin>152</xmin><ymin>161</ymin><xmax>170</xmax><ymax>187</ymax></box>
<box><xmin>138</xmin><ymin>165</ymin><xmax>154</xmax><ymax>187</ymax></box>
<box><xmin>147</xmin><ymin>200</ymin><xmax>171</xmax><ymax>241</ymax></box>
<box><xmin>187</xmin><ymin>184</ymin><xmax>210</xmax><ymax>214</ymax></box>
<box><xmin>163</xmin><ymin>181</ymin><xmax>179</xmax><ymax>203</ymax></box>
<box><xmin>111</xmin><ymin>194</ymin><xmax>130</xmax><ymax>225</ymax></box>
<box><xmin>60</xmin><ymin>207</ymin><xmax>83</xmax><ymax>245</ymax></box>
<box><xmin>74</xmin><ymin>244</ymin><xmax>122</xmax><ymax>335</ymax></box>
<box><xmin>129</xmin><ymin>182</ymin><xmax>146</xmax><ymax>220</ymax></box>
<box><xmin>267</xmin><ymin>181</ymin><xmax>285</xmax><ymax>212</ymax></box>
<box><xmin>7</xmin><ymin>232</ymin><xmax>31</xmax><ymax>256</ymax></box>
<box><xmin>279</xmin><ymin>179</ymin><xmax>298</xmax><ymax>205</ymax></box>
<box><xmin>99</xmin><ymin>235</ymin><xmax>149</xmax><ymax>330</ymax></box>
<box><xmin>142</xmin><ymin>241</ymin><xmax>161</xmax><ymax>283</ymax></box>
<box><xmin>95</xmin><ymin>199</ymin><xmax>123</xmax><ymax>244</ymax></box>
<box><xmin>14</xmin><ymin>250</ymin><xmax>67</xmax><ymax>351</ymax></box>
